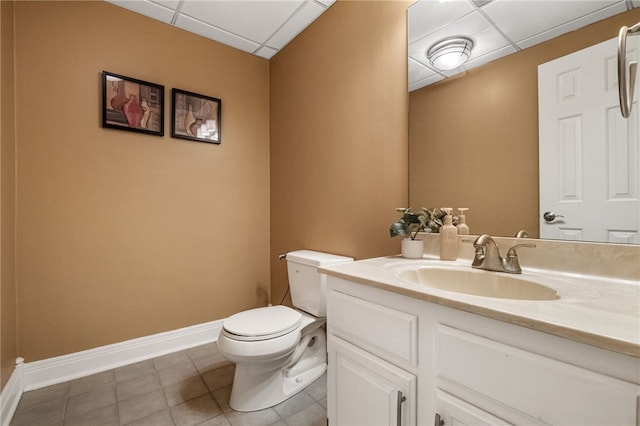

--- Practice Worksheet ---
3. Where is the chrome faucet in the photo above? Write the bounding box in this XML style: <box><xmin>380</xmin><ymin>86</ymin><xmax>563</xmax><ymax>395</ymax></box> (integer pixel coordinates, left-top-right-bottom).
<box><xmin>472</xmin><ymin>234</ymin><xmax>535</xmax><ymax>274</ymax></box>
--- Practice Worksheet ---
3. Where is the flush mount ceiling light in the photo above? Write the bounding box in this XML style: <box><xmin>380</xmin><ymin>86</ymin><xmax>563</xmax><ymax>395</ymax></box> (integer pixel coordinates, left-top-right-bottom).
<box><xmin>426</xmin><ymin>36</ymin><xmax>474</xmax><ymax>71</ymax></box>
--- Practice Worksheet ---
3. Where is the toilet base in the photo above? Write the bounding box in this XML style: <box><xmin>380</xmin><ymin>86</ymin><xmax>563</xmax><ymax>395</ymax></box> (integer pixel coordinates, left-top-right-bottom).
<box><xmin>229</xmin><ymin>329</ymin><xmax>327</xmax><ymax>412</ymax></box>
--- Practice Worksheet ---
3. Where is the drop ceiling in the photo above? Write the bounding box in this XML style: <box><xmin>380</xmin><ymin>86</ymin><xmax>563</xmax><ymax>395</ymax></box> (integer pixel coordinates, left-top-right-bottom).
<box><xmin>409</xmin><ymin>0</ymin><xmax>640</xmax><ymax>91</ymax></box>
<box><xmin>107</xmin><ymin>0</ymin><xmax>639</xmax><ymax>91</ymax></box>
<box><xmin>106</xmin><ymin>0</ymin><xmax>335</xmax><ymax>60</ymax></box>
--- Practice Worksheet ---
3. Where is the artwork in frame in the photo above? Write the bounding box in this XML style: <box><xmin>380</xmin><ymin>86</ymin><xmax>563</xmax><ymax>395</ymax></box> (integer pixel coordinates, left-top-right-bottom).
<box><xmin>171</xmin><ymin>88</ymin><xmax>221</xmax><ymax>144</ymax></box>
<box><xmin>102</xmin><ymin>71</ymin><xmax>164</xmax><ymax>136</ymax></box>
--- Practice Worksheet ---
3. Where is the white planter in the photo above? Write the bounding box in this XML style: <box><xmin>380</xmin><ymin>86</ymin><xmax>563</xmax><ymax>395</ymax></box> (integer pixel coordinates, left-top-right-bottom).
<box><xmin>401</xmin><ymin>238</ymin><xmax>424</xmax><ymax>259</ymax></box>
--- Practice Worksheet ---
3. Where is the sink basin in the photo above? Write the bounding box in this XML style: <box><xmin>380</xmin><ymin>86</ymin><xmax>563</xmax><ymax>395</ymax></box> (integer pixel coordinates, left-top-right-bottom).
<box><xmin>397</xmin><ymin>266</ymin><xmax>559</xmax><ymax>300</ymax></box>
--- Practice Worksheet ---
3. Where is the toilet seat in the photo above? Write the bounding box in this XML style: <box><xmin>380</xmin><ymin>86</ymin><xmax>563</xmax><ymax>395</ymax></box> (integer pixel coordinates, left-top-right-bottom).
<box><xmin>222</xmin><ymin>305</ymin><xmax>302</xmax><ymax>342</ymax></box>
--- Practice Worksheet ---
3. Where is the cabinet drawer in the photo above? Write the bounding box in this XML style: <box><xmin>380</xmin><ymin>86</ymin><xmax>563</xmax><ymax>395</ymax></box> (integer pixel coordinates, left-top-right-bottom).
<box><xmin>436</xmin><ymin>325</ymin><xmax>640</xmax><ymax>425</ymax></box>
<box><xmin>328</xmin><ymin>289</ymin><xmax>418</xmax><ymax>366</ymax></box>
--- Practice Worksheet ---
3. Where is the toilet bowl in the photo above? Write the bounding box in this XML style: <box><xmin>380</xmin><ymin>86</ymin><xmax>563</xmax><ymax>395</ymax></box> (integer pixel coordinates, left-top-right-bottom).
<box><xmin>216</xmin><ymin>250</ymin><xmax>353</xmax><ymax>412</ymax></box>
<box><xmin>217</xmin><ymin>305</ymin><xmax>327</xmax><ymax>411</ymax></box>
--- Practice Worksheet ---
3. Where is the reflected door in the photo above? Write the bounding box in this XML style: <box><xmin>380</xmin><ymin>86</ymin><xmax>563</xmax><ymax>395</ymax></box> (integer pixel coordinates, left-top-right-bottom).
<box><xmin>538</xmin><ymin>37</ymin><xmax>640</xmax><ymax>243</ymax></box>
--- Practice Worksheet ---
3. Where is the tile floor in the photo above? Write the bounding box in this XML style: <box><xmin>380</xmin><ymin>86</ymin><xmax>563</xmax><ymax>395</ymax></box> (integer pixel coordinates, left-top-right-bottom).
<box><xmin>10</xmin><ymin>342</ymin><xmax>327</xmax><ymax>426</ymax></box>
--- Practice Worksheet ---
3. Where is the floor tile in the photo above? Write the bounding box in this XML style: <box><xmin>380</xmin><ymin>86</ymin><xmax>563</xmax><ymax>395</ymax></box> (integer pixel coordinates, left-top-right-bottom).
<box><xmin>201</xmin><ymin>364</ymin><xmax>235</xmax><ymax>392</ymax></box>
<box><xmin>185</xmin><ymin>342</ymin><xmax>218</xmax><ymax>360</ymax></box>
<box><xmin>63</xmin><ymin>404</ymin><xmax>119</xmax><ymax>426</ymax></box>
<box><xmin>304</xmin><ymin>374</ymin><xmax>327</xmax><ymax>402</ymax></box>
<box><xmin>273</xmin><ymin>391</ymin><xmax>316</xmax><ymax>418</ymax></box>
<box><xmin>10</xmin><ymin>398</ymin><xmax>65</xmax><ymax>426</ymax></box>
<box><xmin>211</xmin><ymin>385</ymin><xmax>232</xmax><ymax>413</ymax></box>
<box><xmin>66</xmin><ymin>383</ymin><xmax>116</xmax><ymax>419</ymax></box>
<box><xmin>224</xmin><ymin>407</ymin><xmax>282</xmax><ymax>426</ymax></box>
<box><xmin>123</xmin><ymin>409</ymin><xmax>175</xmax><ymax>426</ymax></box>
<box><xmin>154</xmin><ymin>351</ymin><xmax>192</xmax><ymax>371</ymax></box>
<box><xmin>115</xmin><ymin>359</ymin><xmax>155</xmax><ymax>382</ymax></box>
<box><xmin>118</xmin><ymin>388</ymin><xmax>167</xmax><ymax>425</ymax></box>
<box><xmin>17</xmin><ymin>382</ymin><xmax>69</xmax><ymax>409</ymax></box>
<box><xmin>157</xmin><ymin>361</ymin><xmax>199</xmax><ymax>387</ymax></box>
<box><xmin>9</xmin><ymin>343</ymin><xmax>327</xmax><ymax>426</ymax></box>
<box><xmin>197</xmin><ymin>415</ymin><xmax>232</xmax><ymax>426</ymax></box>
<box><xmin>170</xmin><ymin>393</ymin><xmax>223</xmax><ymax>426</ymax></box>
<box><xmin>192</xmin><ymin>352</ymin><xmax>232</xmax><ymax>374</ymax></box>
<box><xmin>163</xmin><ymin>375</ymin><xmax>209</xmax><ymax>407</ymax></box>
<box><xmin>282</xmin><ymin>402</ymin><xmax>326</xmax><ymax>426</ymax></box>
<box><xmin>68</xmin><ymin>370</ymin><xmax>115</xmax><ymax>396</ymax></box>
<box><xmin>116</xmin><ymin>371</ymin><xmax>161</xmax><ymax>401</ymax></box>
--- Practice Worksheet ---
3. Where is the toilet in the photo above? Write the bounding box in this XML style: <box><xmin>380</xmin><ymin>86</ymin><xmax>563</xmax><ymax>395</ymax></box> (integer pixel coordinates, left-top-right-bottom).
<box><xmin>216</xmin><ymin>250</ymin><xmax>353</xmax><ymax>412</ymax></box>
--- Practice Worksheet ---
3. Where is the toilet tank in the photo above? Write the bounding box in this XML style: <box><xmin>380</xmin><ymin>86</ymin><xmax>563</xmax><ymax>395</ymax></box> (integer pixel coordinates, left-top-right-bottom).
<box><xmin>286</xmin><ymin>250</ymin><xmax>353</xmax><ymax>317</ymax></box>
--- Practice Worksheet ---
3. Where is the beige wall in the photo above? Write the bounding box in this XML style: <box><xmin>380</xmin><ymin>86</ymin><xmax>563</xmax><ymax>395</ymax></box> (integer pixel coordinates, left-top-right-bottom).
<box><xmin>1</xmin><ymin>0</ymin><xmax>17</xmax><ymax>390</ymax></box>
<box><xmin>410</xmin><ymin>8</ymin><xmax>640</xmax><ymax>238</ymax></box>
<box><xmin>269</xmin><ymin>1</ymin><xmax>410</xmax><ymax>302</ymax></box>
<box><xmin>0</xmin><ymin>0</ymin><xmax>410</xmax><ymax>389</ymax></box>
<box><xmin>14</xmin><ymin>2</ymin><xmax>270</xmax><ymax>362</ymax></box>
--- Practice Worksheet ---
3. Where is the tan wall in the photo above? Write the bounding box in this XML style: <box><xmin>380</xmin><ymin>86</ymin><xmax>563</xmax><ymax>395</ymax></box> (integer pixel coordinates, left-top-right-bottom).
<box><xmin>1</xmin><ymin>0</ymin><xmax>17</xmax><ymax>390</ymax></box>
<box><xmin>14</xmin><ymin>2</ymin><xmax>270</xmax><ymax>362</ymax></box>
<box><xmin>269</xmin><ymin>1</ymin><xmax>410</xmax><ymax>302</ymax></box>
<box><xmin>410</xmin><ymin>8</ymin><xmax>640</xmax><ymax>238</ymax></box>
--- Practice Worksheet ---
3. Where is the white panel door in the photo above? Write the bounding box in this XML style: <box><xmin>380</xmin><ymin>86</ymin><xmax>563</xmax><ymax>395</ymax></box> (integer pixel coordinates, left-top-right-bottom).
<box><xmin>328</xmin><ymin>335</ymin><xmax>416</xmax><ymax>426</ymax></box>
<box><xmin>538</xmin><ymin>37</ymin><xmax>640</xmax><ymax>243</ymax></box>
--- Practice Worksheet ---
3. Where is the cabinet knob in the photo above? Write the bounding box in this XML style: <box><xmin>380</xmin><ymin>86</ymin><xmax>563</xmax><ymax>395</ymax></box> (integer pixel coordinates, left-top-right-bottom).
<box><xmin>434</xmin><ymin>413</ymin><xmax>444</xmax><ymax>426</ymax></box>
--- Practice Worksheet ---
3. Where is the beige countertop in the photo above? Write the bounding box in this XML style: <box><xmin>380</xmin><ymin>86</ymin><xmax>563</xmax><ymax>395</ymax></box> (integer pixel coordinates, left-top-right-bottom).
<box><xmin>320</xmin><ymin>256</ymin><xmax>640</xmax><ymax>358</ymax></box>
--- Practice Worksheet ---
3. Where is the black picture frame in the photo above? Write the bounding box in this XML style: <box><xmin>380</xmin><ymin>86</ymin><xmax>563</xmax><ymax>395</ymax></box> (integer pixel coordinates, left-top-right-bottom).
<box><xmin>102</xmin><ymin>71</ymin><xmax>164</xmax><ymax>136</ymax></box>
<box><xmin>171</xmin><ymin>88</ymin><xmax>221</xmax><ymax>144</ymax></box>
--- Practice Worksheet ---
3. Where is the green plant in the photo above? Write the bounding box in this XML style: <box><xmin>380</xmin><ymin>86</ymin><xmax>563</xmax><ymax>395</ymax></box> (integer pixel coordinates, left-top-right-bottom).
<box><xmin>389</xmin><ymin>207</ymin><xmax>447</xmax><ymax>240</ymax></box>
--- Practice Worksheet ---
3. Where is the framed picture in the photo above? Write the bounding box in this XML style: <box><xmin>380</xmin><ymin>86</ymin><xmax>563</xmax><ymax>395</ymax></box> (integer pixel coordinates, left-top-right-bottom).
<box><xmin>102</xmin><ymin>71</ymin><xmax>164</xmax><ymax>136</ymax></box>
<box><xmin>171</xmin><ymin>88</ymin><xmax>221</xmax><ymax>144</ymax></box>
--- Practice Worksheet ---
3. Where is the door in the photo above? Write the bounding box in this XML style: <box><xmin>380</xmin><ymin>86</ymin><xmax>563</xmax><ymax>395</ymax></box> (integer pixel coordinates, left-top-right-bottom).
<box><xmin>538</xmin><ymin>37</ymin><xmax>640</xmax><ymax>243</ymax></box>
<box><xmin>328</xmin><ymin>335</ymin><xmax>416</xmax><ymax>426</ymax></box>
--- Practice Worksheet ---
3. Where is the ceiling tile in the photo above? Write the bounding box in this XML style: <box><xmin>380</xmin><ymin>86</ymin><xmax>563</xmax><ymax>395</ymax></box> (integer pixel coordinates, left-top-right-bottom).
<box><xmin>179</xmin><ymin>0</ymin><xmax>304</xmax><ymax>44</ymax></box>
<box><xmin>408</xmin><ymin>0</ymin><xmax>475</xmax><ymax>44</ymax></box>
<box><xmin>515</xmin><ymin>2</ymin><xmax>628</xmax><ymax>49</ymax></box>
<box><xmin>174</xmin><ymin>14</ymin><xmax>260</xmax><ymax>53</ymax></box>
<box><xmin>268</xmin><ymin>1</ymin><xmax>326</xmax><ymax>49</ymax></box>
<box><xmin>106</xmin><ymin>0</ymin><xmax>176</xmax><ymax>23</ymax></box>
<box><xmin>483</xmin><ymin>0</ymin><xmax>625</xmax><ymax>43</ymax></box>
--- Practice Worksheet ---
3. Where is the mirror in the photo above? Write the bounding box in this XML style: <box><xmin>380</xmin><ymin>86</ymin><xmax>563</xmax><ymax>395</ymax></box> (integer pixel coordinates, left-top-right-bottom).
<box><xmin>408</xmin><ymin>1</ymin><xmax>640</xmax><ymax>244</ymax></box>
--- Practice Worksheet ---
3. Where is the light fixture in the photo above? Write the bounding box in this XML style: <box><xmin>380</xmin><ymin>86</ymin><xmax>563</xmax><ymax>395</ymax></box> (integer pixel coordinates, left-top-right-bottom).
<box><xmin>426</xmin><ymin>36</ymin><xmax>474</xmax><ymax>71</ymax></box>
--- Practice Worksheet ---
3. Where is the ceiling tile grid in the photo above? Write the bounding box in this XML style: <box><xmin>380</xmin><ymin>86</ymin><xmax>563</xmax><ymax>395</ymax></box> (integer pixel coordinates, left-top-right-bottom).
<box><xmin>408</xmin><ymin>0</ymin><xmax>636</xmax><ymax>92</ymax></box>
<box><xmin>106</xmin><ymin>0</ymin><xmax>335</xmax><ymax>59</ymax></box>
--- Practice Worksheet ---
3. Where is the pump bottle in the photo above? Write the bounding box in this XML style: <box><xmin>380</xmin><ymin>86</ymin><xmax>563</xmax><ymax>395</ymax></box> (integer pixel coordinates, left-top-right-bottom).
<box><xmin>456</xmin><ymin>208</ymin><xmax>470</xmax><ymax>235</ymax></box>
<box><xmin>439</xmin><ymin>208</ymin><xmax>458</xmax><ymax>261</ymax></box>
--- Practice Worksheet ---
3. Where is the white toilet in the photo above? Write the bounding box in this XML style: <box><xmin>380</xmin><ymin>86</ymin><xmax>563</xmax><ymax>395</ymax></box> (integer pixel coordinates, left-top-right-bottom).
<box><xmin>216</xmin><ymin>250</ymin><xmax>353</xmax><ymax>412</ymax></box>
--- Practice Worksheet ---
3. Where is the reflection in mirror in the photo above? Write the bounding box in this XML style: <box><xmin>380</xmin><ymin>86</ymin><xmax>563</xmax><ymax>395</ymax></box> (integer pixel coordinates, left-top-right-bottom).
<box><xmin>408</xmin><ymin>1</ymin><xmax>640</xmax><ymax>244</ymax></box>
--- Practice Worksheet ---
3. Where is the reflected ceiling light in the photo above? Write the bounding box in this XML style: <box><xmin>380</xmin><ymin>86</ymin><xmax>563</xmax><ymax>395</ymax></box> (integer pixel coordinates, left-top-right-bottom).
<box><xmin>426</xmin><ymin>36</ymin><xmax>474</xmax><ymax>71</ymax></box>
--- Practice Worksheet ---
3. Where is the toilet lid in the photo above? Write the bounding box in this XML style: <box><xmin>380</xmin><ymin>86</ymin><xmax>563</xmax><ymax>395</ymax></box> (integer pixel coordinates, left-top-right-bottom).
<box><xmin>223</xmin><ymin>305</ymin><xmax>302</xmax><ymax>341</ymax></box>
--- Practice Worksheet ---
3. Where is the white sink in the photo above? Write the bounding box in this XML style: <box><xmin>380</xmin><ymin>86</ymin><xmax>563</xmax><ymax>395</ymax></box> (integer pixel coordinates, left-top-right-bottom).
<box><xmin>397</xmin><ymin>266</ymin><xmax>559</xmax><ymax>301</ymax></box>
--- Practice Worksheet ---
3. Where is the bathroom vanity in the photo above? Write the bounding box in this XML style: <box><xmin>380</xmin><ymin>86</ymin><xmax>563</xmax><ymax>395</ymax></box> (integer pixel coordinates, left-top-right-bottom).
<box><xmin>321</xmin><ymin>238</ymin><xmax>640</xmax><ymax>426</ymax></box>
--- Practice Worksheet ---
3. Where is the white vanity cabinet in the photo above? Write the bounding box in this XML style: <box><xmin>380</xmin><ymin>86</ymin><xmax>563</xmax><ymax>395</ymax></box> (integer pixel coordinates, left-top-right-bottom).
<box><xmin>326</xmin><ymin>276</ymin><xmax>640</xmax><ymax>426</ymax></box>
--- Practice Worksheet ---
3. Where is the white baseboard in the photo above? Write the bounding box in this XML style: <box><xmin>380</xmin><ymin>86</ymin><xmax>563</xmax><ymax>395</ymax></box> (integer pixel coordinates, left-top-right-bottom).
<box><xmin>0</xmin><ymin>361</ymin><xmax>24</xmax><ymax>426</ymax></box>
<box><xmin>23</xmin><ymin>318</ymin><xmax>223</xmax><ymax>392</ymax></box>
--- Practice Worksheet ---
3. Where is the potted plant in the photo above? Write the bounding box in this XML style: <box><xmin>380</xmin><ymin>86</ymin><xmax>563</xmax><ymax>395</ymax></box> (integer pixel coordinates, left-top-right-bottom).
<box><xmin>390</xmin><ymin>208</ymin><xmax>446</xmax><ymax>258</ymax></box>
<box><xmin>390</xmin><ymin>208</ymin><xmax>426</xmax><ymax>258</ymax></box>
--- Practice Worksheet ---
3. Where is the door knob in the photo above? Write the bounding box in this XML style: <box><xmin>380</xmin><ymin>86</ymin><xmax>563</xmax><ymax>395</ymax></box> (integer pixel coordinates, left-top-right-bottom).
<box><xmin>543</xmin><ymin>211</ymin><xmax>565</xmax><ymax>222</ymax></box>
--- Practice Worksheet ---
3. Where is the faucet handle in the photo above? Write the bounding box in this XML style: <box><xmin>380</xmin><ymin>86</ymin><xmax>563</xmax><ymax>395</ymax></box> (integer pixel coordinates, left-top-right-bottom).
<box><xmin>506</xmin><ymin>243</ymin><xmax>536</xmax><ymax>258</ymax></box>
<box><xmin>504</xmin><ymin>243</ymin><xmax>536</xmax><ymax>273</ymax></box>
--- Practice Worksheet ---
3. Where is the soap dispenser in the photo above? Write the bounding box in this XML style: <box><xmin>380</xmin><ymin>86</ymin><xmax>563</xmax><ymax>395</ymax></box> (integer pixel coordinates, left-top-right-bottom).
<box><xmin>439</xmin><ymin>208</ymin><xmax>458</xmax><ymax>261</ymax></box>
<box><xmin>456</xmin><ymin>208</ymin><xmax>470</xmax><ymax>235</ymax></box>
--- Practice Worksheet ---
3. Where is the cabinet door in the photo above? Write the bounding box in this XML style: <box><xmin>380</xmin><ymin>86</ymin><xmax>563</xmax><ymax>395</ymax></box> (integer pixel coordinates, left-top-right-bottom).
<box><xmin>434</xmin><ymin>390</ymin><xmax>513</xmax><ymax>426</ymax></box>
<box><xmin>328</xmin><ymin>335</ymin><xmax>416</xmax><ymax>426</ymax></box>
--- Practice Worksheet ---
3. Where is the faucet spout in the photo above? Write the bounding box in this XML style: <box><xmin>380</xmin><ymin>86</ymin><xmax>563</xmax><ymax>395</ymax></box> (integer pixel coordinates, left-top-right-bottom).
<box><xmin>472</xmin><ymin>234</ymin><xmax>535</xmax><ymax>274</ymax></box>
